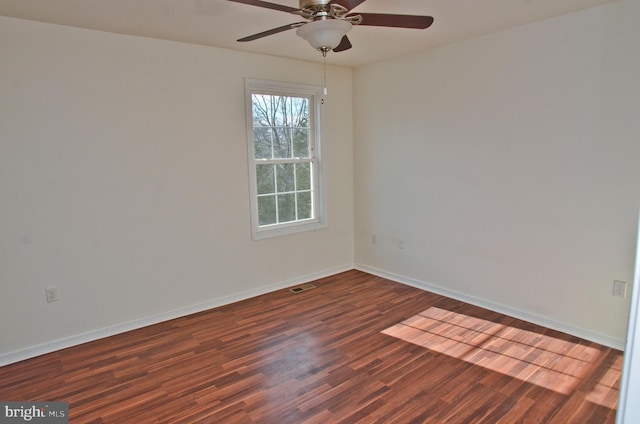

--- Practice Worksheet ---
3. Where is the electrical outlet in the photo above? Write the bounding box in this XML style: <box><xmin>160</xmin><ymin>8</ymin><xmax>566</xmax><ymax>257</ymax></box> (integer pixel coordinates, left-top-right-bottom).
<box><xmin>398</xmin><ymin>238</ymin><xmax>405</xmax><ymax>250</ymax></box>
<box><xmin>45</xmin><ymin>286</ymin><xmax>59</xmax><ymax>303</ymax></box>
<box><xmin>372</xmin><ymin>234</ymin><xmax>377</xmax><ymax>245</ymax></box>
<box><xmin>613</xmin><ymin>280</ymin><xmax>627</xmax><ymax>298</ymax></box>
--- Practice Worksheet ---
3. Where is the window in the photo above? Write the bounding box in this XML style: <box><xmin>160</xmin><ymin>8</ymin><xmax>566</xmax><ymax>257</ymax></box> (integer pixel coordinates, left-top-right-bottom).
<box><xmin>245</xmin><ymin>79</ymin><xmax>325</xmax><ymax>240</ymax></box>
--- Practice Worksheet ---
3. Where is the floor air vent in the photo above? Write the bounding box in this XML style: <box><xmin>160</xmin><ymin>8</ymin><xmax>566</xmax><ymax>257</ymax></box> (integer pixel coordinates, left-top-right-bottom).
<box><xmin>289</xmin><ymin>284</ymin><xmax>316</xmax><ymax>294</ymax></box>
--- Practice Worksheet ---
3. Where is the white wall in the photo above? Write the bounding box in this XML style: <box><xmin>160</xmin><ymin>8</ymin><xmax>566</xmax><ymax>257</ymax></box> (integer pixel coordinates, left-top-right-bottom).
<box><xmin>354</xmin><ymin>1</ymin><xmax>640</xmax><ymax>348</ymax></box>
<box><xmin>0</xmin><ymin>17</ymin><xmax>354</xmax><ymax>362</ymax></box>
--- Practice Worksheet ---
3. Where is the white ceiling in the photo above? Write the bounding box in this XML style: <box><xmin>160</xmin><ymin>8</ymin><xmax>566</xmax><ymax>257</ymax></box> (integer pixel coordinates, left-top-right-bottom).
<box><xmin>0</xmin><ymin>0</ymin><xmax>615</xmax><ymax>68</ymax></box>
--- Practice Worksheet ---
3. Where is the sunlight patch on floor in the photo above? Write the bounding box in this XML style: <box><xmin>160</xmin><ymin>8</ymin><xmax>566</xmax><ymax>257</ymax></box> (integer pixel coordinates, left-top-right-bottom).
<box><xmin>382</xmin><ymin>307</ymin><xmax>619</xmax><ymax>408</ymax></box>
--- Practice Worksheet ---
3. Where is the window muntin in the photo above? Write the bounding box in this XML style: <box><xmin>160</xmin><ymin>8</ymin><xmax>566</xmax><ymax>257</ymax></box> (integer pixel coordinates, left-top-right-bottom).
<box><xmin>246</xmin><ymin>80</ymin><xmax>325</xmax><ymax>239</ymax></box>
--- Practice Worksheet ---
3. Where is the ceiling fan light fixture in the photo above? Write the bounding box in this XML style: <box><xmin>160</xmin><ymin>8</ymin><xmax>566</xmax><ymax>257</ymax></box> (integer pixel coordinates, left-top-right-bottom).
<box><xmin>296</xmin><ymin>19</ymin><xmax>352</xmax><ymax>52</ymax></box>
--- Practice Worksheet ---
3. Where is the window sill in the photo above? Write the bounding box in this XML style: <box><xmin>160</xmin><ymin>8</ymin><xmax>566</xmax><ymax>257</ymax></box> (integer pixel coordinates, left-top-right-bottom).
<box><xmin>252</xmin><ymin>219</ymin><xmax>327</xmax><ymax>240</ymax></box>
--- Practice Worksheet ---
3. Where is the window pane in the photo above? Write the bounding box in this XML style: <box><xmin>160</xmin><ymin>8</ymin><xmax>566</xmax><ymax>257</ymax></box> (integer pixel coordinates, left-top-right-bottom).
<box><xmin>297</xmin><ymin>191</ymin><xmax>312</xmax><ymax>220</ymax></box>
<box><xmin>252</xmin><ymin>94</ymin><xmax>273</xmax><ymax>126</ymax></box>
<box><xmin>256</xmin><ymin>164</ymin><xmax>275</xmax><ymax>195</ymax></box>
<box><xmin>293</xmin><ymin>128</ymin><xmax>309</xmax><ymax>158</ymax></box>
<box><xmin>258</xmin><ymin>195</ymin><xmax>277</xmax><ymax>226</ymax></box>
<box><xmin>290</xmin><ymin>97</ymin><xmax>309</xmax><ymax>128</ymax></box>
<box><xmin>273</xmin><ymin>128</ymin><xmax>292</xmax><ymax>158</ymax></box>
<box><xmin>296</xmin><ymin>162</ymin><xmax>311</xmax><ymax>191</ymax></box>
<box><xmin>272</xmin><ymin>95</ymin><xmax>289</xmax><ymax>126</ymax></box>
<box><xmin>254</xmin><ymin>127</ymin><xmax>272</xmax><ymax>159</ymax></box>
<box><xmin>278</xmin><ymin>193</ymin><xmax>296</xmax><ymax>223</ymax></box>
<box><xmin>276</xmin><ymin>163</ymin><xmax>295</xmax><ymax>193</ymax></box>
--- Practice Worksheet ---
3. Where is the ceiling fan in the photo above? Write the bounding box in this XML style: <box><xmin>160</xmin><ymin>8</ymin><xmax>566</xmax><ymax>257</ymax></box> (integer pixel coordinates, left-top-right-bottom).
<box><xmin>228</xmin><ymin>0</ymin><xmax>434</xmax><ymax>56</ymax></box>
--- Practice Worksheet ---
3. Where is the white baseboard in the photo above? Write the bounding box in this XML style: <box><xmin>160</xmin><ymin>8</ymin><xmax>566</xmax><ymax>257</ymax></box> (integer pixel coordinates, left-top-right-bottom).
<box><xmin>0</xmin><ymin>264</ymin><xmax>354</xmax><ymax>367</ymax></box>
<box><xmin>2</xmin><ymin>262</ymin><xmax>622</xmax><ymax>367</ymax></box>
<box><xmin>355</xmin><ymin>263</ymin><xmax>625</xmax><ymax>350</ymax></box>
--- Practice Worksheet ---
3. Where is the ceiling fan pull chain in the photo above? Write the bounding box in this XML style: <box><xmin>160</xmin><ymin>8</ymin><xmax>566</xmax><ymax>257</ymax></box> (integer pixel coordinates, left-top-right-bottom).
<box><xmin>322</xmin><ymin>53</ymin><xmax>328</xmax><ymax>96</ymax></box>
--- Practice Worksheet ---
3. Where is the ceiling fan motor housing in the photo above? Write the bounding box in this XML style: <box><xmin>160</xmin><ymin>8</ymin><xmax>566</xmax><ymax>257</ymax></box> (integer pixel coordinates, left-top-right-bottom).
<box><xmin>299</xmin><ymin>0</ymin><xmax>332</xmax><ymax>11</ymax></box>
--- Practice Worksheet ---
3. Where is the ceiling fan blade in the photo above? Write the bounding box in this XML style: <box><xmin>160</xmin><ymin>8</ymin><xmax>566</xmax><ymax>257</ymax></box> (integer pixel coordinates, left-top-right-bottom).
<box><xmin>333</xmin><ymin>35</ymin><xmax>352</xmax><ymax>52</ymax></box>
<box><xmin>329</xmin><ymin>0</ymin><xmax>367</xmax><ymax>11</ymax></box>
<box><xmin>358</xmin><ymin>13</ymin><xmax>434</xmax><ymax>29</ymax></box>
<box><xmin>227</xmin><ymin>0</ymin><xmax>300</xmax><ymax>14</ymax></box>
<box><xmin>237</xmin><ymin>22</ymin><xmax>305</xmax><ymax>42</ymax></box>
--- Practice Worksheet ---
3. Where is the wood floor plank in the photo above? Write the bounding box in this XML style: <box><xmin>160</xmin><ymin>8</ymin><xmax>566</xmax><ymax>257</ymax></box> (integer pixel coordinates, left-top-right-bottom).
<box><xmin>0</xmin><ymin>270</ymin><xmax>622</xmax><ymax>423</ymax></box>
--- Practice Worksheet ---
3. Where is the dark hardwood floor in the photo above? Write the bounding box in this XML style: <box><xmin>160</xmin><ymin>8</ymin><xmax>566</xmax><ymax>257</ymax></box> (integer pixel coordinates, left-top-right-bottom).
<box><xmin>0</xmin><ymin>270</ymin><xmax>622</xmax><ymax>423</ymax></box>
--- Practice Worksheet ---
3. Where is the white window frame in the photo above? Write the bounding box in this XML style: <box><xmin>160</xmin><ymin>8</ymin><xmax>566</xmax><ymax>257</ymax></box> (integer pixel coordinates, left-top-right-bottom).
<box><xmin>245</xmin><ymin>79</ymin><xmax>326</xmax><ymax>240</ymax></box>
